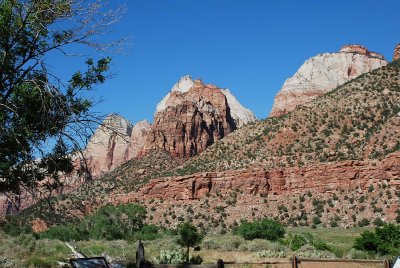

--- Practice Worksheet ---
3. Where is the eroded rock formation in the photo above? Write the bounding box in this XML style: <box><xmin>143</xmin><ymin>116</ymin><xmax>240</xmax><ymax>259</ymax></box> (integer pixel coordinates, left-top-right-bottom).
<box><xmin>270</xmin><ymin>45</ymin><xmax>388</xmax><ymax>117</ymax></box>
<box><xmin>141</xmin><ymin>80</ymin><xmax>237</xmax><ymax>158</ymax></box>
<box><xmin>156</xmin><ymin>75</ymin><xmax>256</xmax><ymax>127</ymax></box>
<box><xmin>117</xmin><ymin>152</ymin><xmax>399</xmax><ymax>202</ymax></box>
<box><xmin>394</xmin><ymin>43</ymin><xmax>400</xmax><ymax>62</ymax></box>
<box><xmin>85</xmin><ymin>115</ymin><xmax>150</xmax><ymax>176</ymax></box>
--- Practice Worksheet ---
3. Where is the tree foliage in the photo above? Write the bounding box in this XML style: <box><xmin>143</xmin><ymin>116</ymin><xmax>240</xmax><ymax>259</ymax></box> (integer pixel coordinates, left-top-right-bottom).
<box><xmin>234</xmin><ymin>218</ymin><xmax>285</xmax><ymax>241</ymax></box>
<box><xmin>176</xmin><ymin>222</ymin><xmax>202</xmax><ymax>263</ymax></box>
<box><xmin>354</xmin><ymin>224</ymin><xmax>400</xmax><ymax>256</ymax></box>
<box><xmin>0</xmin><ymin>0</ymin><xmax>123</xmax><ymax>195</ymax></box>
<box><xmin>39</xmin><ymin>203</ymin><xmax>150</xmax><ymax>241</ymax></box>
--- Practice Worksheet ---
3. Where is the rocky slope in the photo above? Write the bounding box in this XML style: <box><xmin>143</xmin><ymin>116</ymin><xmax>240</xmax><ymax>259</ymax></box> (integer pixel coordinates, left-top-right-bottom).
<box><xmin>141</xmin><ymin>77</ymin><xmax>255</xmax><ymax>158</ymax></box>
<box><xmin>85</xmin><ymin>114</ymin><xmax>150</xmax><ymax>176</ymax></box>
<box><xmin>270</xmin><ymin>45</ymin><xmax>388</xmax><ymax>117</ymax></box>
<box><xmin>176</xmin><ymin>60</ymin><xmax>400</xmax><ymax>175</ymax></box>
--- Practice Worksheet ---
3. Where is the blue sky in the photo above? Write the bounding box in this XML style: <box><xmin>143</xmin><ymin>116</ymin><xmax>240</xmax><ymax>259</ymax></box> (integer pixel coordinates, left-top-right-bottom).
<box><xmin>52</xmin><ymin>0</ymin><xmax>400</xmax><ymax>124</ymax></box>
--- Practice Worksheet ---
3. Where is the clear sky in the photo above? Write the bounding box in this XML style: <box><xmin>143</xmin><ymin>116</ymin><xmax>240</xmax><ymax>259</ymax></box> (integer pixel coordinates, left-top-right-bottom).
<box><xmin>51</xmin><ymin>0</ymin><xmax>400</xmax><ymax>124</ymax></box>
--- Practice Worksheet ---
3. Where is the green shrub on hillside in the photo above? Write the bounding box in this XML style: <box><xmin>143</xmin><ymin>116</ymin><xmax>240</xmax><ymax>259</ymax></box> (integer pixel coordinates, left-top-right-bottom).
<box><xmin>233</xmin><ymin>218</ymin><xmax>285</xmax><ymax>241</ymax></box>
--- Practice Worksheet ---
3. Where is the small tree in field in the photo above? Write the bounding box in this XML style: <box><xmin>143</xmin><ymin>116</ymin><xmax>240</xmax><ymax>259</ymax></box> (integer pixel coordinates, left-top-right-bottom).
<box><xmin>177</xmin><ymin>222</ymin><xmax>202</xmax><ymax>263</ymax></box>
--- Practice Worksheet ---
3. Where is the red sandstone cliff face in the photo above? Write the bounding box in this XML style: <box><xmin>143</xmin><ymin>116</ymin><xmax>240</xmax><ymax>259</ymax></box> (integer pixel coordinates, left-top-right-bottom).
<box><xmin>140</xmin><ymin>80</ymin><xmax>236</xmax><ymax>158</ymax></box>
<box><xmin>394</xmin><ymin>43</ymin><xmax>400</xmax><ymax>62</ymax></box>
<box><xmin>116</xmin><ymin>152</ymin><xmax>399</xmax><ymax>202</ymax></box>
<box><xmin>270</xmin><ymin>44</ymin><xmax>388</xmax><ymax>117</ymax></box>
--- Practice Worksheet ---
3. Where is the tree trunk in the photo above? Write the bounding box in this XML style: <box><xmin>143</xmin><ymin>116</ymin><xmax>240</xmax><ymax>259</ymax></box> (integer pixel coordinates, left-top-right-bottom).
<box><xmin>186</xmin><ymin>246</ymin><xmax>190</xmax><ymax>264</ymax></box>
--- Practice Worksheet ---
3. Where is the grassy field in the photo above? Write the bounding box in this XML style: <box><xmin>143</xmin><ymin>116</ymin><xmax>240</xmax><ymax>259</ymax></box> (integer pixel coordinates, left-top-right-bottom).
<box><xmin>0</xmin><ymin>227</ymin><xmax>379</xmax><ymax>267</ymax></box>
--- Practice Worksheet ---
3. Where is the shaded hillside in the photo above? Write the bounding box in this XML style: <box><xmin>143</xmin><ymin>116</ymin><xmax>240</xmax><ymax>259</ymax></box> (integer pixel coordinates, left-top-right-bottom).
<box><xmin>173</xmin><ymin>61</ymin><xmax>400</xmax><ymax>176</ymax></box>
<box><xmin>5</xmin><ymin>150</ymin><xmax>181</xmax><ymax>226</ymax></box>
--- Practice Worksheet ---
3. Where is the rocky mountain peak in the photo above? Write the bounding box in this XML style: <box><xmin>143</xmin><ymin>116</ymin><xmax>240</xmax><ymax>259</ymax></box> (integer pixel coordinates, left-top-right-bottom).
<box><xmin>141</xmin><ymin>79</ymin><xmax>241</xmax><ymax>158</ymax></box>
<box><xmin>394</xmin><ymin>43</ymin><xmax>400</xmax><ymax>62</ymax></box>
<box><xmin>156</xmin><ymin>75</ymin><xmax>256</xmax><ymax>127</ymax></box>
<box><xmin>269</xmin><ymin>44</ymin><xmax>388</xmax><ymax>117</ymax></box>
<box><xmin>339</xmin><ymin>44</ymin><xmax>386</xmax><ymax>60</ymax></box>
<box><xmin>85</xmin><ymin>115</ymin><xmax>150</xmax><ymax>176</ymax></box>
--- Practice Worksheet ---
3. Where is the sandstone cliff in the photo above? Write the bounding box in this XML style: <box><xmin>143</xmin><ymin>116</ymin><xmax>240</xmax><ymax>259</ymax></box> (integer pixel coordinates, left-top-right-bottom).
<box><xmin>141</xmin><ymin>80</ymin><xmax>238</xmax><ymax>158</ymax></box>
<box><xmin>156</xmin><ymin>75</ymin><xmax>256</xmax><ymax>127</ymax></box>
<box><xmin>270</xmin><ymin>44</ymin><xmax>388</xmax><ymax>117</ymax></box>
<box><xmin>394</xmin><ymin>43</ymin><xmax>400</xmax><ymax>62</ymax></box>
<box><xmin>85</xmin><ymin>114</ymin><xmax>150</xmax><ymax>176</ymax></box>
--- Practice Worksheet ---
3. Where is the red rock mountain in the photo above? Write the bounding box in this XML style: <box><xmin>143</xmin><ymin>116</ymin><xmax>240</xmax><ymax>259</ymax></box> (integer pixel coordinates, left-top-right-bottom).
<box><xmin>270</xmin><ymin>44</ymin><xmax>388</xmax><ymax>117</ymax></box>
<box><xmin>141</xmin><ymin>79</ymin><xmax>239</xmax><ymax>158</ymax></box>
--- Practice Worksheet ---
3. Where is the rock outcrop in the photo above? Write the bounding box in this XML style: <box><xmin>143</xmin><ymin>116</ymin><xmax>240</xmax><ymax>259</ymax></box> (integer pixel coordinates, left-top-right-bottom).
<box><xmin>156</xmin><ymin>76</ymin><xmax>256</xmax><ymax>127</ymax></box>
<box><xmin>270</xmin><ymin>44</ymin><xmax>388</xmax><ymax>117</ymax></box>
<box><xmin>141</xmin><ymin>79</ymin><xmax>239</xmax><ymax>158</ymax></box>
<box><xmin>85</xmin><ymin>114</ymin><xmax>150</xmax><ymax>176</ymax></box>
<box><xmin>394</xmin><ymin>43</ymin><xmax>400</xmax><ymax>61</ymax></box>
<box><xmin>118</xmin><ymin>152</ymin><xmax>400</xmax><ymax>202</ymax></box>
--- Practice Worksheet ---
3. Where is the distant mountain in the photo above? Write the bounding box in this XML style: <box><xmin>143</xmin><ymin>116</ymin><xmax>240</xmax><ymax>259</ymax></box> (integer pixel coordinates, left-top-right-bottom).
<box><xmin>175</xmin><ymin>59</ymin><xmax>400</xmax><ymax>175</ymax></box>
<box><xmin>270</xmin><ymin>44</ymin><xmax>388</xmax><ymax>117</ymax></box>
<box><xmin>140</xmin><ymin>76</ymin><xmax>256</xmax><ymax>158</ymax></box>
<box><xmin>85</xmin><ymin>114</ymin><xmax>150</xmax><ymax>176</ymax></box>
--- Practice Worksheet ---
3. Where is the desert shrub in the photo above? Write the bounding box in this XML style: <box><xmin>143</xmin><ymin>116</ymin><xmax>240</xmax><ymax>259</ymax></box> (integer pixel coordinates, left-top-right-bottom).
<box><xmin>283</xmin><ymin>234</ymin><xmax>307</xmax><ymax>251</ymax></box>
<box><xmin>357</xmin><ymin>218</ymin><xmax>370</xmax><ymax>227</ymax></box>
<box><xmin>353</xmin><ymin>224</ymin><xmax>400</xmax><ymax>256</ymax></box>
<box><xmin>258</xmin><ymin>249</ymin><xmax>286</xmax><ymax>258</ymax></box>
<box><xmin>296</xmin><ymin>245</ymin><xmax>335</xmax><ymax>259</ymax></box>
<box><xmin>234</xmin><ymin>218</ymin><xmax>285</xmax><ymax>241</ymax></box>
<box><xmin>190</xmin><ymin>255</ymin><xmax>203</xmax><ymax>264</ymax></box>
<box><xmin>311</xmin><ymin>239</ymin><xmax>331</xmax><ymax>251</ymax></box>
<box><xmin>135</xmin><ymin>225</ymin><xmax>161</xmax><ymax>241</ymax></box>
<box><xmin>345</xmin><ymin>248</ymin><xmax>374</xmax><ymax>259</ymax></box>
<box><xmin>156</xmin><ymin>249</ymin><xmax>185</xmax><ymax>264</ymax></box>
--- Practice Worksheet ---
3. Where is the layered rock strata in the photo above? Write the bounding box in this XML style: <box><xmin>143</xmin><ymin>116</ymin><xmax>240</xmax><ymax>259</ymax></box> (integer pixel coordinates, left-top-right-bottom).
<box><xmin>116</xmin><ymin>152</ymin><xmax>399</xmax><ymax>202</ymax></box>
<box><xmin>141</xmin><ymin>79</ymin><xmax>239</xmax><ymax>158</ymax></box>
<box><xmin>270</xmin><ymin>45</ymin><xmax>388</xmax><ymax>117</ymax></box>
<box><xmin>156</xmin><ymin>75</ymin><xmax>256</xmax><ymax>127</ymax></box>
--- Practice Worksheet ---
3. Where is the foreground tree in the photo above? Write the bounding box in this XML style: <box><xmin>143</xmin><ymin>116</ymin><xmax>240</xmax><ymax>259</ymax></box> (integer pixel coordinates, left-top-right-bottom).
<box><xmin>0</xmin><ymin>0</ymin><xmax>124</xmax><ymax>197</ymax></box>
<box><xmin>177</xmin><ymin>222</ymin><xmax>202</xmax><ymax>263</ymax></box>
<box><xmin>354</xmin><ymin>224</ymin><xmax>400</xmax><ymax>257</ymax></box>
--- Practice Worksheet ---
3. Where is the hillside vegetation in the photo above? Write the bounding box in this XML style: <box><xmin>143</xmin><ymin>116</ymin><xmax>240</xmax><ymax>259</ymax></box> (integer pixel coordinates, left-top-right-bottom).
<box><xmin>172</xmin><ymin>61</ymin><xmax>400</xmax><ymax>175</ymax></box>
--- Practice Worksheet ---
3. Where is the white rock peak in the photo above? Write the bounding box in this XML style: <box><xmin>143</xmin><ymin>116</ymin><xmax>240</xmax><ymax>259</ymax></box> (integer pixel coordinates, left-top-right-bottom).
<box><xmin>270</xmin><ymin>45</ymin><xmax>388</xmax><ymax>117</ymax></box>
<box><xmin>156</xmin><ymin>75</ymin><xmax>256</xmax><ymax>127</ymax></box>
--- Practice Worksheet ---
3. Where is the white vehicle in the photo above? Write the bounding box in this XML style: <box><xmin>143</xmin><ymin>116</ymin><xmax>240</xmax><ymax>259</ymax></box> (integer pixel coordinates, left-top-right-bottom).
<box><xmin>393</xmin><ymin>256</ymin><xmax>400</xmax><ymax>268</ymax></box>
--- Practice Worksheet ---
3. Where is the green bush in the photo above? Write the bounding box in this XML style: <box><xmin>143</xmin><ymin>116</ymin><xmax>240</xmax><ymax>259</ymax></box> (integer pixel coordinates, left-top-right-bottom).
<box><xmin>41</xmin><ymin>203</ymin><xmax>153</xmax><ymax>241</ymax></box>
<box><xmin>40</xmin><ymin>224</ymin><xmax>81</xmax><ymax>241</ymax></box>
<box><xmin>233</xmin><ymin>218</ymin><xmax>285</xmax><ymax>241</ymax></box>
<box><xmin>354</xmin><ymin>224</ymin><xmax>400</xmax><ymax>256</ymax></box>
<box><xmin>156</xmin><ymin>249</ymin><xmax>185</xmax><ymax>264</ymax></box>
<box><xmin>190</xmin><ymin>255</ymin><xmax>203</xmax><ymax>264</ymax></box>
<box><xmin>284</xmin><ymin>234</ymin><xmax>307</xmax><ymax>251</ymax></box>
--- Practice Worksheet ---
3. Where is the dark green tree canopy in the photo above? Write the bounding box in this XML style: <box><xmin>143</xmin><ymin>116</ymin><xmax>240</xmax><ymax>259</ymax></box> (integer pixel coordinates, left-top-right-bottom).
<box><xmin>177</xmin><ymin>222</ymin><xmax>202</xmax><ymax>263</ymax></box>
<box><xmin>0</xmin><ymin>0</ymin><xmax>123</xmax><ymax>195</ymax></box>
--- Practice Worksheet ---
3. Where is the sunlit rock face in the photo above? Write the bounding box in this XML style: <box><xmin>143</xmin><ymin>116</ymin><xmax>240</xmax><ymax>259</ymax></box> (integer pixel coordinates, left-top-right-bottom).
<box><xmin>141</xmin><ymin>77</ymin><xmax>255</xmax><ymax>158</ymax></box>
<box><xmin>156</xmin><ymin>75</ymin><xmax>256</xmax><ymax>127</ymax></box>
<box><xmin>393</xmin><ymin>43</ymin><xmax>400</xmax><ymax>62</ymax></box>
<box><xmin>270</xmin><ymin>44</ymin><xmax>388</xmax><ymax>117</ymax></box>
<box><xmin>85</xmin><ymin>114</ymin><xmax>150</xmax><ymax>176</ymax></box>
